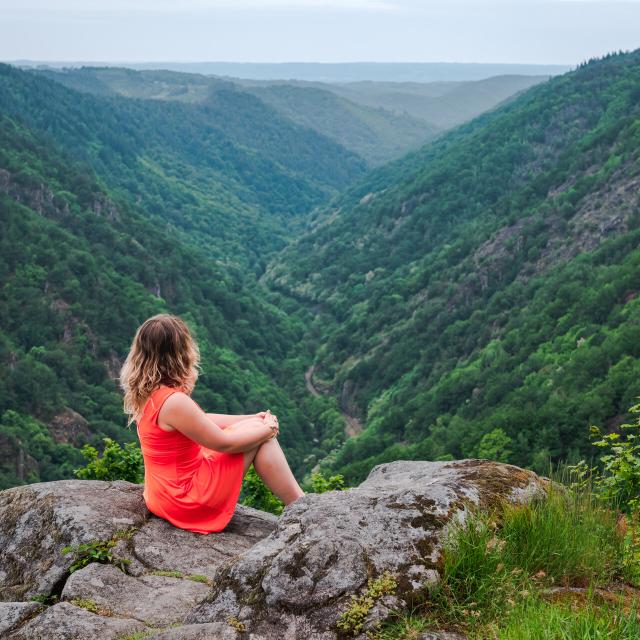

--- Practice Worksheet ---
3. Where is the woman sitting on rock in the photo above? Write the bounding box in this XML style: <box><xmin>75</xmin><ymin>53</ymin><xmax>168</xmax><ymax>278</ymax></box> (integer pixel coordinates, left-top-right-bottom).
<box><xmin>119</xmin><ymin>313</ymin><xmax>305</xmax><ymax>533</ymax></box>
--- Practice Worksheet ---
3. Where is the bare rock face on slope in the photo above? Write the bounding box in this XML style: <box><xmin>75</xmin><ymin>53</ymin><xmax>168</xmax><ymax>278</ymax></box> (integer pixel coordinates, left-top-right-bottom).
<box><xmin>0</xmin><ymin>460</ymin><xmax>548</xmax><ymax>639</ymax></box>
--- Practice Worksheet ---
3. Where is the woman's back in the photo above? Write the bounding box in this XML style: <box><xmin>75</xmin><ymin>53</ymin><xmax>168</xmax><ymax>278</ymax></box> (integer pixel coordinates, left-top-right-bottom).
<box><xmin>136</xmin><ymin>384</ymin><xmax>245</xmax><ymax>534</ymax></box>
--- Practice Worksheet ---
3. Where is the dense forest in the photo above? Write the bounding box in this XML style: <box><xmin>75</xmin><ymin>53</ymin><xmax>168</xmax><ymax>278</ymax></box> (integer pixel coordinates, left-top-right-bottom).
<box><xmin>262</xmin><ymin>49</ymin><xmax>640</xmax><ymax>482</ymax></box>
<box><xmin>0</xmin><ymin>63</ymin><xmax>356</xmax><ymax>489</ymax></box>
<box><xmin>0</xmin><ymin>64</ymin><xmax>365</xmax><ymax>273</ymax></box>
<box><xmin>1</xmin><ymin>50</ymin><xmax>639</xmax><ymax>491</ymax></box>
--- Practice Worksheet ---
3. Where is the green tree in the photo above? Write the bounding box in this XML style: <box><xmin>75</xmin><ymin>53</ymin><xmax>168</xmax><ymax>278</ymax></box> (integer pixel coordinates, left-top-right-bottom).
<box><xmin>476</xmin><ymin>427</ymin><xmax>513</xmax><ymax>463</ymax></box>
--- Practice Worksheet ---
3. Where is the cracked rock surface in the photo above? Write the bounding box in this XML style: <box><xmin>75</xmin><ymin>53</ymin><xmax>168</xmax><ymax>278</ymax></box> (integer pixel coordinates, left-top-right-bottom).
<box><xmin>0</xmin><ymin>460</ymin><xmax>548</xmax><ymax>639</ymax></box>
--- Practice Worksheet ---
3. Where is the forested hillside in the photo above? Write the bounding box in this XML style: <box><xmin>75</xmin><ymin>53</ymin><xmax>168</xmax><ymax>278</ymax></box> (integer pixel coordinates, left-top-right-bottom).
<box><xmin>3</xmin><ymin>51</ymin><xmax>639</xmax><ymax>492</ymax></box>
<box><xmin>262</xmin><ymin>50</ymin><xmax>640</xmax><ymax>483</ymax></box>
<box><xmin>31</xmin><ymin>66</ymin><xmax>437</xmax><ymax>166</ymax></box>
<box><xmin>32</xmin><ymin>66</ymin><xmax>550</xmax><ymax>167</ymax></box>
<box><xmin>0</xmin><ymin>65</ymin><xmax>359</xmax><ymax>489</ymax></box>
<box><xmin>0</xmin><ymin>64</ymin><xmax>365</xmax><ymax>273</ymax></box>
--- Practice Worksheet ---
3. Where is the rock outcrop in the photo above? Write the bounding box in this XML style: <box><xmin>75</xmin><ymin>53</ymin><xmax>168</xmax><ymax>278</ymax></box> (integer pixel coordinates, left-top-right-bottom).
<box><xmin>0</xmin><ymin>459</ymin><xmax>549</xmax><ymax>639</ymax></box>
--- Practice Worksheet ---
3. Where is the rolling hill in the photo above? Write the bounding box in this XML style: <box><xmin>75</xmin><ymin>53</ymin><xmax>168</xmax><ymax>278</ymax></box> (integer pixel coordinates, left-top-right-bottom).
<box><xmin>31</xmin><ymin>66</ymin><xmax>550</xmax><ymax>167</ymax></box>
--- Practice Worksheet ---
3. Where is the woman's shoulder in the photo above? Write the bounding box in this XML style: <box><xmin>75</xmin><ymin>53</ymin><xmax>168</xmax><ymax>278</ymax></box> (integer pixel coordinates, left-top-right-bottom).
<box><xmin>142</xmin><ymin>384</ymin><xmax>186</xmax><ymax>413</ymax></box>
<box><xmin>158</xmin><ymin>386</ymin><xmax>197</xmax><ymax>411</ymax></box>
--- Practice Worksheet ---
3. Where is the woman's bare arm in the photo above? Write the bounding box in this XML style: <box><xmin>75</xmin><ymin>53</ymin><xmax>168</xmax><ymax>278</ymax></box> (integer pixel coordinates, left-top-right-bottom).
<box><xmin>160</xmin><ymin>393</ymin><xmax>274</xmax><ymax>453</ymax></box>
<box><xmin>205</xmin><ymin>412</ymin><xmax>260</xmax><ymax>428</ymax></box>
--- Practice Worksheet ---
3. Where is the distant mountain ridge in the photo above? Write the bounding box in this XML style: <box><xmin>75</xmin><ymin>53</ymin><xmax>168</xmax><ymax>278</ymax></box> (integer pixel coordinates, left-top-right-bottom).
<box><xmin>30</xmin><ymin>66</ymin><xmax>550</xmax><ymax>166</ymax></box>
<box><xmin>11</xmin><ymin>59</ymin><xmax>571</xmax><ymax>82</ymax></box>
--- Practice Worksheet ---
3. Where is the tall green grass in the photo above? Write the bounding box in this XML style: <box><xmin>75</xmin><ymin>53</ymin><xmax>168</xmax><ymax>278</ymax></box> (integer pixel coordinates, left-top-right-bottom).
<box><xmin>492</xmin><ymin>594</ymin><xmax>640</xmax><ymax>640</ymax></box>
<box><xmin>376</xmin><ymin>467</ymin><xmax>638</xmax><ymax>639</ymax></box>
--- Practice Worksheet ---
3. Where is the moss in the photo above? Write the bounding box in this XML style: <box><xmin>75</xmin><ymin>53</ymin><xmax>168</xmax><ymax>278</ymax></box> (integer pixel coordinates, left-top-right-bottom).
<box><xmin>69</xmin><ymin>597</ymin><xmax>114</xmax><ymax>616</ymax></box>
<box><xmin>227</xmin><ymin>616</ymin><xmax>246</xmax><ymax>632</ymax></box>
<box><xmin>449</xmin><ymin>460</ymin><xmax>549</xmax><ymax>512</ymax></box>
<box><xmin>30</xmin><ymin>593</ymin><xmax>59</xmax><ymax>606</ymax></box>
<box><xmin>185</xmin><ymin>573</ymin><xmax>212</xmax><ymax>584</ymax></box>
<box><xmin>115</xmin><ymin>621</ymin><xmax>183</xmax><ymax>640</ymax></box>
<box><xmin>336</xmin><ymin>570</ymin><xmax>398</xmax><ymax>637</ymax></box>
<box><xmin>115</xmin><ymin>628</ymin><xmax>168</xmax><ymax>640</ymax></box>
<box><xmin>150</xmin><ymin>569</ymin><xmax>184</xmax><ymax>578</ymax></box>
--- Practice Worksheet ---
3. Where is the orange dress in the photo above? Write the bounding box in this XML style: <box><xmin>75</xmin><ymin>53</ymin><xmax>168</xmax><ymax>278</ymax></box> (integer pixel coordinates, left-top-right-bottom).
<box><xmin>135</xmin><ymin>384</ymin><xmax>246</xmax><ymax>534</ymax></box>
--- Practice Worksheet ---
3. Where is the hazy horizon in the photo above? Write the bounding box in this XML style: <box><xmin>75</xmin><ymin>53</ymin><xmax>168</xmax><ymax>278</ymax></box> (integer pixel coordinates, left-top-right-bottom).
<box><xmin>2</xmin><ymin>1</ymin><xmax>639</xmax><ymax>68</ymax></box>
<box><xmin>6</xmin><ymin>60</ymin><xmax>574</xmax><ymax>83</ymax></box>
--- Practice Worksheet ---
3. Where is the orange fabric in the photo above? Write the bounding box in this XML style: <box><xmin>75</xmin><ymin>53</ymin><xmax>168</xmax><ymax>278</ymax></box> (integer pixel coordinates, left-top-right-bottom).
<box><xmin>135</xmin><ymin>384</ymin><xmax>245</xmax><ymax>534</ymax></box>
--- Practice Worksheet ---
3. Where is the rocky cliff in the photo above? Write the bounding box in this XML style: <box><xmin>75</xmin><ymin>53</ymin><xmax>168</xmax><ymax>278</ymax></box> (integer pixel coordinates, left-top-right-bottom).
<box><xmin>0</xmin><ymin>459</ymin><xmax>549</xmax><ymax>639</ymax></box>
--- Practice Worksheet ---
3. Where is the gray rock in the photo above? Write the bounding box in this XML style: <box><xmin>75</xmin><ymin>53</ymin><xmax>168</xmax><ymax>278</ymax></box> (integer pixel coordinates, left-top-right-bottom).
<box><xmin>418</xmin><ymin>632</ymin><xmax>467</xmax><ymax>640</ymax></box>
<box><xmin>186</xmin><ymin>459</ymin><xmax>548</xmax><ymax>639</ymax></box>
<box><xmin>145</xmin><ymin>622</ymin><xmax>242</xmax><ymax>639</ymax></box>
<box><xmin>0</xmin><ymin>479</ymin><xmax>277</xmax><ymax>602</ymax></box>
<box><xmin>0</xmin><ymin>479</ymin><xmax>146</xmax><ymax>601</ymax></box>
<box><xmin>60</xmin><ymin>562</ymin><xmax>210</xmax><ymax>626</ymax></box>
<box><xmin>6</xmin><ymin>600</ymin><xmax>147</xmax><ymax>639</ymax></box>
<box><xmin>0</xmin><ymin>459</ymin><xmax>549</xmax><ymax>640</ymax></box>
<box><xmin>0</xmin><ymin>601</ymin><xmax>45</xmax><ymax>635</ymax></box>
<box><xmin>131</xmin><ymin>505</ymin><xmax>276</xmax><ymax>580</ymax></box>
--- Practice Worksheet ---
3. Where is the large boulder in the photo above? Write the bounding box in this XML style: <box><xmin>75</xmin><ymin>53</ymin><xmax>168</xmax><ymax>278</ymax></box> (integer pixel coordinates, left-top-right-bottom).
<box><xmin>0</xmin><ymin>478</ymin><xmax>277</xmax><ymax>638</ymax></box>
<box><xmin>185</xmin><ymin>459</ymin><xmax>549</xmax><ymax>639</ymax></box>
<box><xmin>0</xmin><ymin>459</ymin><xmax>549</xmax><ymax>639</ymax></box>
<box><xmin>0</xmin><ymin>479</ymin><xmax>147</xmax><ymax>601</ymax></box>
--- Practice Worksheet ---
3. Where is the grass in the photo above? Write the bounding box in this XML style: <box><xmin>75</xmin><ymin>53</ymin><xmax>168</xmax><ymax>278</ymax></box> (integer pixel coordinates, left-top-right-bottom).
<box><xmin>489</xmin><ymin>593</ymin><xmax>640</xmax><ymax>639</ymax></box>
<box><xmin>149</xmin><ymin>569</ymin><xmax>213</xmax><ymax>586</ymax></box>
<box><xmin>69</xmin><ymin>597</ymin><xmax>114</xmax><ymax>616</ymax></box>
<box><xmin>150</xmin><ymin>569</ymin><xmax>183</xmax><ymax>578</ymax></box>
<box><xmin>372</xmin><ymin>465</ymin><xmax>640</xmax><ymax>640</ymax></box>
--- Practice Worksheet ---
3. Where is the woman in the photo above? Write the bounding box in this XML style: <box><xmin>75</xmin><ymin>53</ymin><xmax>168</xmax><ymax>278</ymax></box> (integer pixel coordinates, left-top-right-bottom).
<box><xmin>119</xmin><ymin>313</ymin><xmax>305</xmax><ymax>534</ymax></box>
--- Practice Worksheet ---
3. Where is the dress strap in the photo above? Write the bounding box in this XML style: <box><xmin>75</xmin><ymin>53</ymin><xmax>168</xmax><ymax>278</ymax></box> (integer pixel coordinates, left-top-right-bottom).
<box><xmin>144</xmin><ymin>385</ymin><xmax>184</xmax><ymax>423</ymax></box>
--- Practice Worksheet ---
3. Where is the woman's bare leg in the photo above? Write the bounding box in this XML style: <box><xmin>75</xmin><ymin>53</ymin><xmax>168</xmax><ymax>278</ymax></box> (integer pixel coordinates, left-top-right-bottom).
<box><xmin>216</xmin><ymin>417</ymin><xmax>305</xmax><ymax>506</ymax></box>
<box><xmin>252</xmin><ymin>437</ymin><xmax>305</xmax><ymax>505</ymax></box>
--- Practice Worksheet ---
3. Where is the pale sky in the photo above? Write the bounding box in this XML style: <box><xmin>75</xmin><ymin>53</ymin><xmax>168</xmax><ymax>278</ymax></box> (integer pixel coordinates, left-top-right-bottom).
<box><xmin>1</xmin><ymin>0</ymin><xmax>639</xmax><ymax>65</ymax></box>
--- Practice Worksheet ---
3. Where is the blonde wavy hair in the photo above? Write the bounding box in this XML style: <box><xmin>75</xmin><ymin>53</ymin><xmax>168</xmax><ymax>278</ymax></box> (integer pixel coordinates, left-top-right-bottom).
<box><xmin>119</xmin><ymin>314</ymin><xmax>201</xmax><ymax>426</ymax></box>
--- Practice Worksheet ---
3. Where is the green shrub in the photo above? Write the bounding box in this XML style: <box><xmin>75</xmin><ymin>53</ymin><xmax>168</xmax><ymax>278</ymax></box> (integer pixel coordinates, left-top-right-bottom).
<box><xmin>239</xmin><ymin>468</ymin><xmax>349</xmax><ymax>516</ymax></box>
<box><xmin>310</xmin><ymin>469</ymin><xmax>347</xmax><ymax>493</ymax></box>
<box><xmin>60</xmin><ymin>527</ymin><xmax>137</xmax><ymax>573</ymax></box>
<box><xmin>74</xmin><ymin>437</ymin><xmax>144</xmax><ymax>483</ymax></box>
<box><xmin>569</xmin><ymin>400</ymin><xmax>640</xmax><ymax>514</ymax></box>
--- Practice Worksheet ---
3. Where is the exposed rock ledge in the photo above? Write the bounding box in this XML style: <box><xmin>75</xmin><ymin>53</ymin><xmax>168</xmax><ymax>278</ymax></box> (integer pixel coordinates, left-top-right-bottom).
<box><xmin>0</xmin><ymin>459</ymin><xmax>549</xmax><ymax>639</ymax></box>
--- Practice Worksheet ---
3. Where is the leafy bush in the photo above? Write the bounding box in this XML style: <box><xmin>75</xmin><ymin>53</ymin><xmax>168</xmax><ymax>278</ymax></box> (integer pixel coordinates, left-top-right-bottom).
<box><xmin>60</xmin><ymin>527</ymin><xmax>136</xmax><ymax>573</ymax></box>
<box><xmin>310</xmin><ymin>469</ymin><xmax>347</xmax><ymax>493</ymax></box>
<box><xmin>239</xmin><ymin>468</ymin><xmax>349</xmax><ymax>515</ymax></box>
<box><xmin>569</xmin><ymin>400</ymin><xmax>640</xmax><ymax>513</ymax></box>
<box><xmin>73</xmin><ymin>437</ymin><xmax>144</xmax><ymax>483</ymax></box>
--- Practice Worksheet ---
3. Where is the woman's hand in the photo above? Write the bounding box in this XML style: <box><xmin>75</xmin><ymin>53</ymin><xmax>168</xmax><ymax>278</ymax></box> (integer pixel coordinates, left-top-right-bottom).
<box><xmin>261</xmin><ymin>409</ymin><xmax>279</xmax><ymax>438</ymax></box>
